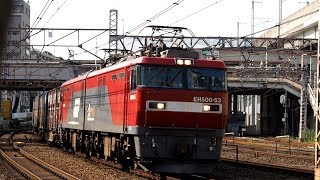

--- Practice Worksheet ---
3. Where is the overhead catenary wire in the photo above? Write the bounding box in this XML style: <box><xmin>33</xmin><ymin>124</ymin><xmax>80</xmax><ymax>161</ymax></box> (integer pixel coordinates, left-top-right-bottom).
<box><xmin>13</xmin><ymin>0</ymin><xmax>69</xmax><ymax>62</ymax></box>
<box><xmin>7</xmin><ymin>0</ymin><xmax>55</xmax><ymax>58</ymax></box>
<box><xmin>207</xmin><ymin>9</ymin><xmax>319</xmax><ymax>50</ymax></box>
<box><xmin>5</xmin><ymin>0</ymin><xmax>66</xmax><ymax>77</ymax></box>
<box><xmin>42</xmin><ymin>0</ymin><xmax>70</xmax><ymax>27</ymax></box>
<box><xmin>125</xmin><ymin>0</ymin><xmax>185</xmax><ymax>35</ymax></box>
<box><xmin>31</xmin><ymin>0</ymin><xmax>55</xmax><ymax>29</ymax></box>
<box><xmin>7</xmin><ymin>1</ymin><xmax>318</xmax><ymax>62</ymax></box>
<box><xmin>111</xmin><ymin>0</ymin><xmax>225</xmax><ymax>55</ymax></box>
<box><xmin>36</xmin><ymin>0</ymin><xmax>70</xmax><ymax>66</ymax></box>
<box><xmin>164</xmin><ymin>0</ymin><xmax>317</xmax><ymax>51</ymax></box>
<box><xmin>75</xmin><ymin>0</ymin><xmax>185</xmax><ymax>56</ymax></box>
<box><xmin>30</xmin><ymin>0</ymin><xmax>51</xmax><ymax>28</ymax></box>
<box><xmin>244</xmin><ymin>9</ymin><xmax>318</xmax><ymax>38</ymax></box>
<box><xmin>169</xmin><ymin>0</ymin><xmax>225</xmax><ymax>25</ymax></box>
<box><xmin>78</xmin><ymin>6</ymin><xmax>317</xmax><ymax>58</ymax></box>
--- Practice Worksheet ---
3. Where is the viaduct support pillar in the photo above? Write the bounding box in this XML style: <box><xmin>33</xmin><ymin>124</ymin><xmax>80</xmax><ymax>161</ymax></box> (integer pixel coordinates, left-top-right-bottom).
<box><xmin>233</xmin><ymin>94</ymin><xmax>238</xmax><ymax>123</ymax></box>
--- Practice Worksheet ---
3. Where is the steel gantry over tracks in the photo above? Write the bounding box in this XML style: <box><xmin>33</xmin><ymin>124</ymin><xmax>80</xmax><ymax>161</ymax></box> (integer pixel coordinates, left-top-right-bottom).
<box><xmin>2</xmin><ymin>27</ymin><xmax>109</xmax><ymax>90</ymax></box>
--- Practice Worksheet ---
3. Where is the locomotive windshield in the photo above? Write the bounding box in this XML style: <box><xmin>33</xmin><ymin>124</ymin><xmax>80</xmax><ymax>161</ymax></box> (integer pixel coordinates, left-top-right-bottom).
<box><xmin>138</xmin><ymin>65</ymin><xmax>226</xmax><ymax>91</ymax></box>
<box><xmin>189</xmin><ymin>68</ymin><xmax>225</xmax><ymax>90</ymax></box>
<box><xmin>141</xmin><ymin>67</ymin><xmax>183</xmax><ymax>88</ymax></box>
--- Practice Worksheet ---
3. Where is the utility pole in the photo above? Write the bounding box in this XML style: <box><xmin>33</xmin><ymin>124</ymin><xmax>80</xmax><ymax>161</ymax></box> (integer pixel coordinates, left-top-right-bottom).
<box><xmin>251</xmin><ymin>1</ymin><xmax>254</xmax><ymax>37</ymax></box>
<box><xmin>251</xmin><ymin>1</ymin><xmax>262</xmax><ymax>37</ymax></box>
<box><xmin>278</xmin><ymin>0</ymin><xmax>282</xmax><ymax>38</ymax></box>
<box><xmin>237</xmin><ymin>21</ymin><xmax>240</xmax><ymax>46</ymax></box>
<box><xmin>237</xmin><ymin>21</ymin><xmax>247</xmax><ymax>46</ymax></box>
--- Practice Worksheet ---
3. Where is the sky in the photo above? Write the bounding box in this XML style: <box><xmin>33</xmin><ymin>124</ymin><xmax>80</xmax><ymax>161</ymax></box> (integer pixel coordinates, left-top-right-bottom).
<box><xmin>27</xmin><ymin>0</ymin><xmax>313</xmax><ymax>60</ymax></box>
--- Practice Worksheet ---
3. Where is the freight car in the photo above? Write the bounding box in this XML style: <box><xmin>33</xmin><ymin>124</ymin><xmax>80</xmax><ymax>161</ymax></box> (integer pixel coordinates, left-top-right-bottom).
<box><xmin>33</xmin><ymin>46</ymin><xmax>228</xmax><ymax>173</ymax></box>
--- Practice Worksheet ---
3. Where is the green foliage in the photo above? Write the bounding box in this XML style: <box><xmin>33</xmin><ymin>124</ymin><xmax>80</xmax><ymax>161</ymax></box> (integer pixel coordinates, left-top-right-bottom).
<box><xmin>305</xmin><ymin>128</ymin><xmax>315</xmax><ymax>143</ymax></box>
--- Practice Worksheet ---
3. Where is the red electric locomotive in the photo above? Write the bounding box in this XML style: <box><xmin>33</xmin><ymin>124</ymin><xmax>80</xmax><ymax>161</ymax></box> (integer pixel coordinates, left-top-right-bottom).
<box><xmin>33</xmin><ymin>46</ymin><xmax>228</xmax><ymax>172</ymax></box>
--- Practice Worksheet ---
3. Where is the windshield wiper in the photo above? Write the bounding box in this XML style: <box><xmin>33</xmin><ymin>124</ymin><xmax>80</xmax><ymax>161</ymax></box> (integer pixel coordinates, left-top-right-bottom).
<box><xmin>146</xmin><ymin>68</ymin><xmax>166</xmax><ymax>85</ymax></box>
<box><xmin>167</xmin><ymin>70</ymin><xmax>182</xmax><ymax>87</ymax></box>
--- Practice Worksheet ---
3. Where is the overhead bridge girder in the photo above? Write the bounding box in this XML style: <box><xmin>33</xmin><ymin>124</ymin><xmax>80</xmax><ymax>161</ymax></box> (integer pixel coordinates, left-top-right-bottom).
<box><xmin>111</xmin><ymin>35</ymin><xmax>318</xmax><ymax>54</ymax></box>
<box><xmin>227</xmin><ymin>77</ymin><xmax>301</xmax><ymax>97</ymax></box>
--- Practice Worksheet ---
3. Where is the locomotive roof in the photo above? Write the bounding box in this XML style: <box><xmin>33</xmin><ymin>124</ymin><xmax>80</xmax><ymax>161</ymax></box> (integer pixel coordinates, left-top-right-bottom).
<box><xmin>62</xmin><ymin>56</ymin><xmax>226</xmax><ymax>86</ymax></box>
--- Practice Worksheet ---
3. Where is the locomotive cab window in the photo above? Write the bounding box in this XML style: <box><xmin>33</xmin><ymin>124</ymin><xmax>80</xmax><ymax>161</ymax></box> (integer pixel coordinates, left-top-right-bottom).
<box><xmin>131</xmin><ymin>66</ymin><xmax>142</xmax><ymax>91</ymax></box>
<box><xmin>189</xmin><ymin>68</ymin><xmax>226</xmax><ymax>91</ymax></box>
<box><xmin>131</xmin><ymin>68</ymin><xmax>137</xmax><ymax>91</ymax></box>
<box><xmin>140</xmin><ymin>66</ymin><xmax>183</xmax><ymax>88</ymax></box>
<box><xmin>119</xmin><ymin>72</ymin><xmax>125</xmax><ymax>79</ymax></box>
<box><xmin>112</xmin><ymin>74</ymin><xmax>117</xmax><ymax>80</ymax></box>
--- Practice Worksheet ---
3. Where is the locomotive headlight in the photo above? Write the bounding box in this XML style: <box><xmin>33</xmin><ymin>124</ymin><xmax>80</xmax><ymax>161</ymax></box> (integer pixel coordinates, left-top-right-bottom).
<box><xmin>157</xmin><ymin>102</ymin><xmax>166</xmax><ymax>109</ymax></box>
<box><xmin>175</xmin><ymin>58</ymin><xmax>193</xmax><ymax>65</ymax></box>
<box><xmin>202</xmin><ymin>104</ymin><xmax>221</xmax><ymax>112</ymax></box>
<box><xmin>176</xmin><ymin>59</ymin><xmax>184</xmax><ymax>65</ymax></box>
<box><xmin>184</xmin><ymin>59</ymin><xmax>192</xmax><ymax>65</ymax></box>
<box><xmin>203</xmin><ymin>105</ymin><xmax>211</xmax><ymax>111</ymax></box>
<box><xmin>148</xmin><ymin>101</ymin><xmax>166</xmax><ymax>110</ymax></box>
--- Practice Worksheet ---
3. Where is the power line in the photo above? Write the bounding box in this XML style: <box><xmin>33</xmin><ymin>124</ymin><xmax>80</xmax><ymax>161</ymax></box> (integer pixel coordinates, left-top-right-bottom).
<box><xmin>6</xmin><ymin>0</ymin><xmax>55</xmax><ymax>58</ymax></box>
<box><xmin>30</xmin><ymin>0</ymin><xmax>51</xmax><ymax>28</ymax></box>
<box><xmin>125</xmin><ymin>0</ymin><xmax>185</xmax><ymax>35</ymax></box>
<box><xmin>18</xmin><ymin>0</ymin><xmax>71</xmax><ymax>61</ymax></box>
<box><xmin>5</xmin><ymin>0</ymin><xmax>61</xmax><ymax>75</ymax></box>
<box><xmin>169</xmin><ymin>0</ymin><xmax>225</xmax><ymax>25</ymax></box>
<box><xmin>77</xmin><ymin>7</ymin><xmax>318</xmax><ymax>59</ymax></box>
<box><xmin>78</xmin><ymin>0</ymin><xmax>186</xmax><ymax>57</ymax></box>
<box><xmin>244</xmin><ymin>9</ymin><xmax>318</xmax><ymax>37</ymax></box>
<box><xmin>42</xmin><ymin>0</ymin><xmax>70</xmax><ymax>27</ymax></box>
<box><xmin>38</xmin><ymin>0</ymin><xmax>71</xmax><ymax>59</ymax></box>
<box><xmin>202</xmin><ymin>9</ymin><xmax>319</xmax><ymax>51</ymax></box>
<box><xmin>31</xmin><ymin>0</ymin><xmax>55</xmax><ymax>29</ymax></box>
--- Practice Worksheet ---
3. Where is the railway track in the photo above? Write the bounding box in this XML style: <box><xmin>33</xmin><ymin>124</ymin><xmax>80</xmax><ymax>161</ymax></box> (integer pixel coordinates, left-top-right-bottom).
<box><xmin>223</xmin><ymin>136</ymin><xmax>314</xmax><ymax>167</ymax></box>
<box><xmin>220</xmin><ymin>158</ymin><xmax>313</xmax><ymax>178</ymax></box>
<box><xmin>222</xmin><ymin>145</ymin><xmax>313</xmax><ymax>162</ymax></box>
<box><xmin>224</xmin><ymin>136</ymin><xmax>314</xmax><ymax>149</ymax></box>
<box><xmin>7</xmin><ymin>132</ymin><xmax>313</xmax><ymax>179</ymax></box>
<box><xmin>74</xmin><ymin>152</ymin><xmax>164</xmax><ymax>179</ymax></box>
<box><xmin>224</xmin><ymin>142</ymin><xmax>313</xmax><ymax>156</ymax></box>
<box><xmin>159</xmin><ymin>158</ymin><xmax>313</xmax><ymax>180</ymax></box>
<box><xmin>0</xmin><ymin>131</ymin><xmax>80</xmax><ymax>180</ymax></box>
<box><xmin>21</xmin><ymin>142</ymin><xmax>313</xmax><ymax>180</ymax></box>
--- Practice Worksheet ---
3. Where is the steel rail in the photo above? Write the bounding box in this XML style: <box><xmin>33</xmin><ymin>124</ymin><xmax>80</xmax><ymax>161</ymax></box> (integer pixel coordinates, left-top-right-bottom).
<box><xmin>13</xmin><ymin>143</ymin><xmax>80</xmax><ymax>180</ymax></box>
<box><xmin>0</xmin><ymin>148</ymin><xmax>41</xmax><ymax>180</ymax></box>
<box><xmin>221</xmin><ymin>158</ymin><xmax>314</xmax><ymax>175</ymax></box>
